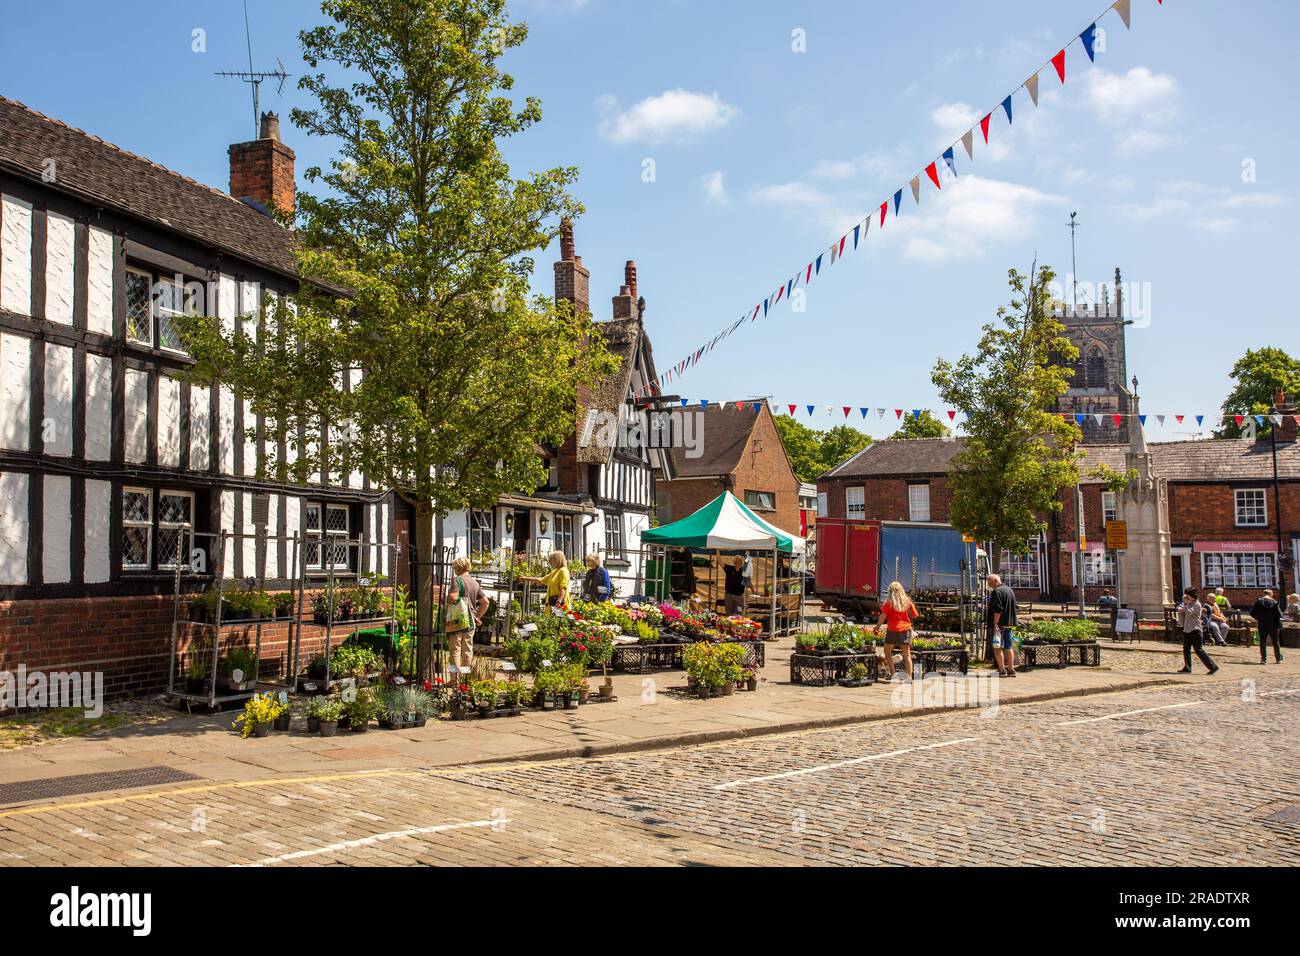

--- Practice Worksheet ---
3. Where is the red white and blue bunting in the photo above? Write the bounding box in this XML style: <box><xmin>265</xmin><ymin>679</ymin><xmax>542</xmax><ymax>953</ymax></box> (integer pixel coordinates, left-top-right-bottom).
<box><xmin>639</xmin><ymin>0</ymin><xmax>1163</xmax><ymax>398</ymax></box>
<box><xmin>660</xmin><ymin>401</ymin><xmax>1299</xmax><ymax>434</ymax></box>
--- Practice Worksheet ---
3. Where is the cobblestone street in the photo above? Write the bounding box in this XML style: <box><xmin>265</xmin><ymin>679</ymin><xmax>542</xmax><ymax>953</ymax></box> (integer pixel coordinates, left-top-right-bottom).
<box><xmin>2</xmin><ymin>675</ymin><xmax>1295</xmax><ymax>866</ymax></box>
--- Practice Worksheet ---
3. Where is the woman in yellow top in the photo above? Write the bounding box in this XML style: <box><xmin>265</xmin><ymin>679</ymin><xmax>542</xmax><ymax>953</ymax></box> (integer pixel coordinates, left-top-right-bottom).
<box><xmin>521</xmin><ymin>551</ymin><xmax>571</xmax><ymax>611</ymax></box>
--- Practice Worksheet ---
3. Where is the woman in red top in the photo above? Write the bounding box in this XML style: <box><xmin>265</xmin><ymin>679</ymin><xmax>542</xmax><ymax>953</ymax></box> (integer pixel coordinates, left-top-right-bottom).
<box><xmin>874</xmin><ymin>581</ymin><xmax>917</xmax><ymax>680</ymax></box>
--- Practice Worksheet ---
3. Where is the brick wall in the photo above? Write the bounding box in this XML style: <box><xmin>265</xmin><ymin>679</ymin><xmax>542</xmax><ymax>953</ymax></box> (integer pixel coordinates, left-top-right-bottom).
<box><xmin>820</xmin><ymin>474</ymin><xmax>954</xmax><ymax>524</ymax></box>
<box><xmin>0</xmin><ymin>593</ymin><xmax>370</xmax><ymax>701</ymax></box>
<box><xmin>730</xmin><ymin>407</ymin><xmax>802</xmax><ymax>534</ymax></box>
<box><xmin>227</xmin><ymin>139</ymin><xmax>296</xmax><ymax>215</ymax></box>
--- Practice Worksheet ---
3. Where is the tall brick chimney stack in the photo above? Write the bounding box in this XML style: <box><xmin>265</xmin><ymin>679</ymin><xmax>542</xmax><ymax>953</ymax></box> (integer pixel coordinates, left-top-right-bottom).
<box><xmin>553</xmin><ymin>219</ymin><xmax>590</xmax><ymax>317</ymax></box>
<box><xmin>229</xmin><ymin>111</ymin><xmax>296</xmax><ymax>217</ymax></box>
<box><xmin>612</xmin><ymin>260</ymin><xmax>641</xmax><ymax>321</ymax></box>
<box><xmin>1275</xmin><ymin>389</ymin><xmax>1297</xmax><ymax>442</ymax></box>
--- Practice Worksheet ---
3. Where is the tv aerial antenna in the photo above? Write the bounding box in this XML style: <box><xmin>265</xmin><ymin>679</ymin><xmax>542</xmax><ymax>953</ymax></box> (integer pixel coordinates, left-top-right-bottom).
<box><xmin>214</xmin><ymin>0</ymin><xmax>290</xmax><ymax>138</ymax></box>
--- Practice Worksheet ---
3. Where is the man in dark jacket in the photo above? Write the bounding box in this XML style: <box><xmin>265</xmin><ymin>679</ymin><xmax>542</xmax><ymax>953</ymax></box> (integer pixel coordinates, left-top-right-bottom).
<box><xmin>985</xmin><ymin>574</ymin><xmax>1020</xmax><ymax>677</ymax></box>
<box><xmin>1249</xmin><ymin>589</ymin><xmax>1285</xmax><ymax>664</ymax></box>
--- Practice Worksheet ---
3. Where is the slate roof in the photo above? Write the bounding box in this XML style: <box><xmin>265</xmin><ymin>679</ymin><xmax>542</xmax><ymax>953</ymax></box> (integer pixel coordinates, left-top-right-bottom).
<box><xmin>821</xmin><ymin>436</ymin><xmax>1300</xmax><ymax>483</ymax></box>
<box><xmin>0</xmin><ymin>96</ymin><xmax>298</xmax><ymax>276</ymax></box>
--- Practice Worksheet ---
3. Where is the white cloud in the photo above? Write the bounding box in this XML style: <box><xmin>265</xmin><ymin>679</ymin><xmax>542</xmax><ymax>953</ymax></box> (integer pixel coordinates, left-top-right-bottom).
<box><xmin>597</xmin><ymin>89</ymin><xmax>738</xmax><ymax>144</ymax></box>
<box><xmin>809</xmin><ymin>150</ymin><xmax>897</xmax><ymax>183</ymax></box>
<box><xmin>1118</xmin><ymin>180</ymin><xmax>1286</xmax><ymax>225</ymax></box>
<box><xmin>1116</xmin><ymin>129</ymin><xmax>1173</xmax><ymax>157</ymax></box>
<box><xmin>929</xmin><ymin>101</ymin><xmax>1009</xmax><ymax>161</ymax></box>
<box><xmin>895</xmin><ymin>175</ymin><xmax>1065</xmax><ymax>262</ymax></box>
<box><xmin>1084</xmin><ymin>67</ymin><xmax>1180</xmax><ymax>125</ymax></box>
<box><xmin>1195</xmin><ymin>218</ymin><xmax>1239</xmax><ymax>234</ymax></box>
<box><xmin>699</xmin><ymin>170</ymin><xmax>728</xmax><ymax>206</ymax></box>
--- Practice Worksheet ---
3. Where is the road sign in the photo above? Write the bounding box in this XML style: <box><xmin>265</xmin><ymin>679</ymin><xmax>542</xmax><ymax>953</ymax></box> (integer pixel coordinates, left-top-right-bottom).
<box><xmin>1105</xmin><ymin>520</ymin><xmax>1128</xmax><ymax>551</ymax></box>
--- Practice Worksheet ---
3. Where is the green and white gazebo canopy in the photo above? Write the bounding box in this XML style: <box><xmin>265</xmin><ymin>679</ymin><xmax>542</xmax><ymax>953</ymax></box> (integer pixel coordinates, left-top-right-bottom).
<box><xmin>641</xmin><ymin>492</ymin><xmax>804</xmax><ymax>554</ymax></box>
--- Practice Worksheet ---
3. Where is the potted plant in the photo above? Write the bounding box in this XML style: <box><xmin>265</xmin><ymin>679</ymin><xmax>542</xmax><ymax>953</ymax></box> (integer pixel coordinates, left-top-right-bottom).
<box><xmin>219</xmin><ymin>645</ymin><xmax>258</xmax><ymax>690</ymax></box>
<box><xmin>471</xmin><ymin>679</ymin><xmax>501</xmax><ymax>717</ymax></box>
<box><xmin>531</xmin><ymin>670</ymin><xmax>559</xmax><ymax>710</ymax></box>
<box><xmin>501</xmin><ymin>680</ymin><xmax>529</xmax><ymax>714</ymax></box>
<box><xmin>185</xmin><ymin>648</ymin><xmax>210</xmax><ymax>695</ymax></box>
<box><xmin>380</xmin><ymin>684</ymin><xmax>436</xmax><ymax>727</ymax></box>
<box><xmin>446</xmin><ymin>682</ymin><xmax>474</xmax><ymax>721</ymax></box>
<box><xmin>741</xmin><ymin>666</ymin><xmax>759</xmax><ymax>692</ymax></box>
<box><xmin>309</xmin><ymin>696</ymin><xmax>344</xmax><ymax>736</ymax></box>
<box><xmin>345</xmin><ymin>687</ymin><xmax>379</xmax><ymax>732</ymax></box>
<box><xmin>233</xmin><ymin>693</ymin><xmax>287</xmax><ymax>738</ymax></box>
<box><xmin>272</xmin><ymin>592</ymin><xmax>297</xmax><ymax>620</ymax></box>
<box><xmin>839</xmin><ymin>663</ymin><xmax>872</xmax><ymax>688</ymax></box>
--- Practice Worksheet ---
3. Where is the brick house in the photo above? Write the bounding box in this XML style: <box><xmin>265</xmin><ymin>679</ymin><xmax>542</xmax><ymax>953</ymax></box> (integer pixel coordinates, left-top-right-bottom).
<box><xmin>818</xmin><ymin>415</ymin><xmax>1299</xmax><ymax>609</ymax></box>
<box><xmin>0</xmin><ymin>99</ymin><xmax>396</xmax><ymax>698</ymax></box>
<box><xmin>661</xmin><ymin>403</ymin><xmax>802</xmax><ymax>535</ymax></box>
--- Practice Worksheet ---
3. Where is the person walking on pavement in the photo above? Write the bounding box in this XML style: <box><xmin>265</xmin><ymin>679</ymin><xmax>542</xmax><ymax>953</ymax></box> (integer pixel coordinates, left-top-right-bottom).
<box><xmin>1248</xmin><ymin>589</ymin><xmax>1285</xmax><ymax>665</ymax></box>
<box><xmin>985</xmin><ymin>573</ymin><xmax>1019</xmax><ymax>678</ymax></box>
<box><xmin>874</xmin><ymin>580</ymin><xmax>918</xmax><ymax>681</ymax></box>
<box><xmin>1176</xmin><ymin>587</ymin><xmax>1219</xmax><ymax>675</ymax></box>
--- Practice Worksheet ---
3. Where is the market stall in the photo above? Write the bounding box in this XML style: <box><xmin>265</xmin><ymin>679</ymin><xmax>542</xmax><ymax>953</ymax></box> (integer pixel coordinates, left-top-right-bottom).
<box><xmin>641</xmin><ymin>492</ymin><xmax>806</xmax><ymax>638</ymax></box>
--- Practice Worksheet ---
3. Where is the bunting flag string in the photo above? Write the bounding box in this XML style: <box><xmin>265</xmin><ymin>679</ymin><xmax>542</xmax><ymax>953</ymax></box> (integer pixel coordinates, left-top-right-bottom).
<box><xmin>657</xmin><ymin>400</ymin><xmax>1300</xmax><ymax>433</ymax></box>
<box><xmin>638</xmin><ymin>0</ymin><xmax>1163</xmax><ymax>398</ymax></box>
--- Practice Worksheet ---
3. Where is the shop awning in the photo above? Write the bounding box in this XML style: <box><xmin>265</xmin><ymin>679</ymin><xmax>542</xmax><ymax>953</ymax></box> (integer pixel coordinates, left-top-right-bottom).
<box><xmin>642</xmin><ymin>492</ymin><xmax>804</xmax><ymax>553</ymax></box>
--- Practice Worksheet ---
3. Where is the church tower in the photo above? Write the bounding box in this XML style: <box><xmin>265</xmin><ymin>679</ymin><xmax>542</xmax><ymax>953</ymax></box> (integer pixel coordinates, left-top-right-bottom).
<box><xmin>1052</xmin><ymin>267</ymin><xmax>1132</xmax><ymax>445</ymax></box>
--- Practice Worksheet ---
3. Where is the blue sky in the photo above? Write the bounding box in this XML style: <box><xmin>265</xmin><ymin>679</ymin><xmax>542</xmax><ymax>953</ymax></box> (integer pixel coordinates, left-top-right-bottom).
<box><xmin>3</xmin><ymin>0</ymin><xmax>1295</xmax><ymax>440</ymax></box>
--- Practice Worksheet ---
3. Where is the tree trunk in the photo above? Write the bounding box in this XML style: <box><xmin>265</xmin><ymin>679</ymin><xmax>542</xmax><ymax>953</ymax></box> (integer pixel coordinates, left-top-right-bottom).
<box><xmin>415</xmin><ymin>502</ymin><xmax>435</xmax><ymax>681</ymax></box>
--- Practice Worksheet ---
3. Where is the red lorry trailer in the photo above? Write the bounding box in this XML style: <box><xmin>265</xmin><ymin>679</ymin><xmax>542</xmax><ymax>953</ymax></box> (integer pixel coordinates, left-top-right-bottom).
<box><xmin>814</xmin><ymin>518</ymin><xmax>986</xmax><ymax>620</ymax></box>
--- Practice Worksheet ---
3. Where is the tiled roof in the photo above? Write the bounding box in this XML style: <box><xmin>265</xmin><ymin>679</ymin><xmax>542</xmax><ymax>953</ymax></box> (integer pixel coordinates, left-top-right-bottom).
<box><xmin>668</xmin><ymin>403</ymin><xmax>762</xmax><ymax>478</ymax></box>
<box><xmin>0</xmin><ymin>96</ymin><xmax>298</xmax><ymax>276</ymax></box>
<box><xmin>821</xmin><ymin>436</ymin><xmax>1300</xmax><ymax>483</ymax></box>
<box><xmin>577</xmin><ymin>318</ymin><xmax>649</xmax><ymax>465</ymax></box>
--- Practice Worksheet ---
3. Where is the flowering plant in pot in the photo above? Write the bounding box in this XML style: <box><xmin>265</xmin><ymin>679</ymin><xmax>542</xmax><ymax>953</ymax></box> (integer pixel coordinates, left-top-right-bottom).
<box><xmin>233</xmin><ymin>693</ymin><xmax>287</xmax><ymax>739</ymax></box>
<box><xmin>345</xmin><ymin>687</ymin><xmax>380</xmax><ymax>732</ymax></box>
<box><xmin>447</xmin><ymin>682</ymin><xmax>474</xmax><ymax>720</ymax></box>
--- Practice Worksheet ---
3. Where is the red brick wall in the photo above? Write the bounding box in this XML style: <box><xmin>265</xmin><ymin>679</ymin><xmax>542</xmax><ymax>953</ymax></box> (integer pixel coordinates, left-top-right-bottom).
<box><xmin>0</xmin><ymin>594</ymin><xmax>365</xmax><ymax>701</ymax></box>
<box><xmin>228</xmin><ymin>139</ymin><xmax>296</xmax><ymax>214</ymax></box>
<box><xmin>819</xmin><ymin>475</ymin><xmax>953</xmax><ymax>524</ymax></box>
<box><xmin>730</xmin><ymin>408</ymin><xmax>802</xmax><ymax>534</ymax></box>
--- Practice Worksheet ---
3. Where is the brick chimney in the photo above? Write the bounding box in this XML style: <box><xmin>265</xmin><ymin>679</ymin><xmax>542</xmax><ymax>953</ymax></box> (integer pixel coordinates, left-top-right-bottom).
<box><xmin>1276</xmin><ymin>390</ymin><xmax>1297</xmax><ymax>442</ymax></box>
<box><xmin>229</xmin><ymin>112</ymin><xmax>296</xmax><ymax>217</ymax></box>
<box><xmin>553</xmin><ymin>219</ymin><xmax>590</xmax><ymax>316</ymax></box>
<box><xmin>612</xmin><ymin>260</ymin><xmax>641</xmax><ymax>321</ymax></box>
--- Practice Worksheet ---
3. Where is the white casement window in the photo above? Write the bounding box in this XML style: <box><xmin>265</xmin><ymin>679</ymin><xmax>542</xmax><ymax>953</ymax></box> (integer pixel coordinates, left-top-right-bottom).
<box><xmin>1071</xmin><ymin>551</ymin><xmax>1117</xmax><ymax>587</ymax></box>
<box><xmin>157</xmin><ymin>491</ymin><xmax>194</xmax><ymax>569</ymax></box>
<box><xmin>304</xmin><ymin>503</ymin><xmax>322</xmax><ymax>568</ymax></box>
<box><xmin>845</xmin><ymin>486</ymin><xmax>865</xmax><ymax>519</ymax></box>
<box><xmin>1201</xmin><ymin>552</ymin><xmax>1276</xmax><ymax>589</ymax></box>
<box><xmin>605</xmin><ymin>511</ymin><xmax>624</xmax><ymax>558</ymax></box>
<box><xmin>744</xmin><ymin>490</ymin><xmax>776</xmax><ymax>512</ymax></box>
<box><xmin>125</xmin><ymin>267</ymin><xmax>153</xmax><ymax>345</ymax></box>
<box><xmin>1234</xmin><ymin>489</ymin><xmax>1267</xmax><ymax>527</ymax></box>
<box><xmin>325</xmin><ymin>504</ymin><xmax>350</xmax><ymax>570</ymax></box>
<box><xmin>121</xmin><ymin>488</ymin><xmax>153</xmax><ymax>570</ymax></box>
<box><xmin>1102</xmin><ymin>491</ymin><xmax>1118</xmax><ymax>525</ymax></box>
<box><xmin>908</xmin><ymin>484</ymin><xmax>931</xmax><ymax>522</ymax></box>
<box><xmin>554</xmin><ymin>513</ymin><xmax>576</xmax><ymax>559</ymax></box>
<box><xmin>469</xmin><ymin>509</ymin><xmax>494</xmax><ymax>556</ymax></box>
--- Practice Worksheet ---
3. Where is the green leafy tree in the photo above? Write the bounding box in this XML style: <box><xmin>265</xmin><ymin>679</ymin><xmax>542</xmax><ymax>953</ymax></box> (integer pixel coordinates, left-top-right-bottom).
<box><xmin>1214</xmin><ymin>347</ymin><xmax>1300</xmax><ymax>439</ymax></box>
<box><xmin>931</xmin><ymin>265</ymin><xmax>1081</xmax><ymax>575</ymax></box>
<box><xmin>180</xmin><ymin>0</ymin><xmax>616</xmax><ymax>678</ymax></box>
<box><xmin>773</xmin><ymin>417</ymin><xmax>871</xmax><ymax>483</ymax></box>
<box><xmin>891</xmin><ymin>410</ymin><xmax>951</xmax><ymax>440</ymax></box>
<box><xmin>818</xmin><ymin>425</ymin><xmax>872</xmax><ymax>476</ymax></box>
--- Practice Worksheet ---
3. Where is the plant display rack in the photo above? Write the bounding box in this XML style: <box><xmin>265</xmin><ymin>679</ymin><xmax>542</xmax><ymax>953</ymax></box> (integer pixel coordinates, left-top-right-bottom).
<box><xmin>790</xmin><ymin>652</ymin><xmax>880</xmax><ymax>687</ymax></box>
<box><xmin>1019</xmin><ymin>641</ymin><xmax>1101</xmax><ymax>670</ymax></box>
<box><xmin>612</xmin><ymin>638</ymin><xmax>763</xmax><ymax>675</ymax></box>
<box><xmin>909</xmin><ymin>646</ymin><xmax>970</xmax><ymax>677</ymax></box>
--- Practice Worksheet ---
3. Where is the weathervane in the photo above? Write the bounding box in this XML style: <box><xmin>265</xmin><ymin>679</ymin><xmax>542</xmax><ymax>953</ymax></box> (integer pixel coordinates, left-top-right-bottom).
<box><xmin>214</xmin><ymin>0</ymin><xmax>290</xmax><ymax>138</ymax></box>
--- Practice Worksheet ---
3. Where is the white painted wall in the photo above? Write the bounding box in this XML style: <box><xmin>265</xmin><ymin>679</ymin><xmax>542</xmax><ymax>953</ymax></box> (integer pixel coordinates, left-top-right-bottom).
<box><xmin>0</xmin><ymin>195</ymin><xmax>32</xmax><ymax>317</ymax></box>
<box><xmin>284</xmin><ymin>496</ymin><xmax>301</xmax><ymax>575</ymax></box>
<box><xmin>377</xmin><ymin>499</ymin><xmax>390</xmax><ymax>576</ymax></box>
<box><xmin>189</xmin><ymin>384</ymin><xmax>210</xmax><ymax>470</ymax></box>
<box><xmin>218</xmin><ymin>275</ymin><xmax>237</xmax><ymax>335</ymax></box>
<box><xmin>218</xmin><ymin>387</ymin><xmax>235</xmax><ymax>474</ymax></box>
<box><xmin>84</xmin><ymin>353</ymin><xmax>112</xmax><ymax>462</ymax></box>
<box><xmin>0</xmin><ymin>332</ymin><xmax>31</xmax><ymax>451</ymax></box>
<box><xmin>219</xmin><ymin>490</ymin><xmax>236</xmax><ymax>578</ymax></box>
<box><xmin>243</xmin><ymin>398</ymin><xmax>257</xmax><ymax>477</ymax></box>
<box><xmin>42</xmin><ymin>342</ymin><xmax>73</xmax><ymax>456</ymax></box>
<box><xmin>242</xmin><ymin>491</ymin><xmax>257</xmax><ymax>577</ymax></box>
<box><xmin>264</xmin><ymin>494</ymin><xmax>279</xmax><ymax>579</ymax></box>
<box><xmin>0</xmin><ymin>470</ymin><xmax>28</xmax><ymax>585</ymax></box>
<box><xmin>158</xmin><ymin>375</ymin><xmax>182</xmax><ymax>468</ymax></box>
<box><xmin>84</xmin><ymin>479</ymin><xmax>111</xmax><ymax>584</ymax></box>
<box><xmin>124</xmin><ymin>368</ymin><xmax>149</xmax><ymax>463</ymax></box>
<box><xmin>85</xmin><ymin>226</ymin><xmax>113</xmax><ymax>335</ymax></box>
<box><xmin>44</xmin><ymin>210</ymin><xmax>75</xmax><ymax>325</ymax></box>
<box><xmin>41</xmin><ymin>474</ymin><xmax>71</xmax><ymax>584</ymax></box>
